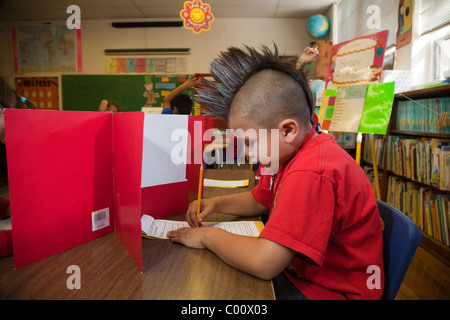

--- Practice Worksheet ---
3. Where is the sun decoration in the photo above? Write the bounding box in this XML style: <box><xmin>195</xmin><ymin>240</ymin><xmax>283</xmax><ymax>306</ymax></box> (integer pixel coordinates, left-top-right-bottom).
<box><xmin>180</xmin><ymin>0</ymin><xmax>214</xmax><ymax>34</ymax></box>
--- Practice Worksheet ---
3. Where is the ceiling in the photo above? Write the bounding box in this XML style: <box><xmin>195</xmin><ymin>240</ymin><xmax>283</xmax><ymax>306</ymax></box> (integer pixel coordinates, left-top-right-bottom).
<box><xmin>0</xmin><ymin>0</ymin><xmax>335</xmax><ymax>22</ymax></box>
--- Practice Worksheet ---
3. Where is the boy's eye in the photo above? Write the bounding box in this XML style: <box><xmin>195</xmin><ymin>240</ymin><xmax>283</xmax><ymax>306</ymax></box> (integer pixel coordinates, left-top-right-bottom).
<box><xmin>245</xmin><ymin>140</ymin><xmax>256</xmax><ymax>148</ymax></box>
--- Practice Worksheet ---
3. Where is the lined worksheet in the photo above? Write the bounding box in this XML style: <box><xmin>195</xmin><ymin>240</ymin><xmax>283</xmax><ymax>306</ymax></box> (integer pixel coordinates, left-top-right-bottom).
<box><xmin>203</xmin><ymin>178</ymin><xmax>249</xmax><ymax>188</ymax></box>
<box><xmin>141</xmin><ymin>215</ymin><xmax>263</xmax><ymax>239</ymax></box>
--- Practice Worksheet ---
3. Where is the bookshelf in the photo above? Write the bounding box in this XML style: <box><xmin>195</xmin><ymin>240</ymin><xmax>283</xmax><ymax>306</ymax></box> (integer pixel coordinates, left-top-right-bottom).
<box><xmin>362</xmin><ymin>85</ymin><xmax>450</xmax><ymax>267</ymax></box>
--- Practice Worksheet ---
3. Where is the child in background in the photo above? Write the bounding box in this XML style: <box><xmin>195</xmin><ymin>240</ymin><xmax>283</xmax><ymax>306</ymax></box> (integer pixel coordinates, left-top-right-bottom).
<box><xmin>296</xmin><ymin>46</ymin><xmax>320</xmax><ymax>71</ymax></box>
<box><xmin>297</xmin><ymin>46</ymin><xmax>321</xmax><ymax>131</ymax></box>
<box><xmin>99</xmin><ymin>100</ymin><xmax>120</xmax><ymax>112</ymax></box>
<box><xmin>162</xmin><ymin>76</ymin><xmax>198</xmax><ymax>115</ymax></box>
<box><xmin>167</xmin><ymin>45</ymin><xmax>384</xmax><ymax>300</ymax></box>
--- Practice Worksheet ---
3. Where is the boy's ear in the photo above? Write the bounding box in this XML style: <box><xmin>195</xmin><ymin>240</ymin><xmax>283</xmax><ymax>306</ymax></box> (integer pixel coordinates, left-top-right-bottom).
<box><xmin>278</xmin><ymin>119</ymin><xmax>299</xmax><ymax>144</ymax></box>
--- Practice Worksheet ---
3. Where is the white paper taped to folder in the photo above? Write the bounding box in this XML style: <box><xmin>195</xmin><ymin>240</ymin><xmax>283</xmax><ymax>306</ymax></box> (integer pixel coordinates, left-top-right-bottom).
<box><xmin>141</xmin><ymin>114</ymin><xmax>188</xmax><ymax>188</ymax></box>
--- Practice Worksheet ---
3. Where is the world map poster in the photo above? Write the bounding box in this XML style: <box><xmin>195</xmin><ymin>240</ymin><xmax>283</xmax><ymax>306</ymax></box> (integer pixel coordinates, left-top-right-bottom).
<box><xmin>11</xmin><ymin>25</ymin><xmax>82</xmax><ymax>74</ymax></box>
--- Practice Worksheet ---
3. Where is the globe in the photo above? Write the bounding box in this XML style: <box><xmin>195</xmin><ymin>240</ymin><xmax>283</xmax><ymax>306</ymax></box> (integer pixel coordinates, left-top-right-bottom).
<box><xmin>306</xmin><ymin>14</ymin><xmax>329</xmax><ymax>39</ymax></box>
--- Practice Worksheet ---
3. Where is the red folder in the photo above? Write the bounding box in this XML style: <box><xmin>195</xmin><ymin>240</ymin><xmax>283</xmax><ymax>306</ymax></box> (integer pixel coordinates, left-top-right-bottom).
<box><xmin>5</xmin><ymin>109</ymin><xmax>212</xmax><ymax>271</ymax></box>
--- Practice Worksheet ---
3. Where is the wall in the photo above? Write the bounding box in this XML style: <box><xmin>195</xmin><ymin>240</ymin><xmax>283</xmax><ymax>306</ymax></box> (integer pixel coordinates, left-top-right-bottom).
<box><xmin>395</xmin><ymin>1</ymin><xmax>450</xmax><ymax>88</ymax></box>
<box><xmin>1</xmin><ymin>17</ymin><xmax>311</xmax><ymax>80</ymax></box>
<box><xmin>85</xmin><ymin>18</ymin><xmax>310</xmax><ymax>74</ymax></box>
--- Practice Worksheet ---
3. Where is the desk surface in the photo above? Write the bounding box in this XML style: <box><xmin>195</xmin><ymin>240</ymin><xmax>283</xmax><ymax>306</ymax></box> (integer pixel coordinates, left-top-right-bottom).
<box><xmin>0</xmin><ymin>169</ymin><xmax>274</xmax><ymax>300</ymax></box>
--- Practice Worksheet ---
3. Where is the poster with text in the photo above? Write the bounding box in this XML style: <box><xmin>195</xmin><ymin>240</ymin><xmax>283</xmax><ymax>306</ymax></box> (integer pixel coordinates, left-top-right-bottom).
<box><xmin>326</xmin><ymin>30</ymin><xmax>388</xmax><ymax>89</ymax></box>
<box><xmin>15</xmin><ymin>77</ymin><xmax>59</xmax><ymax>110</ymax></box>
<box><xmin>143</xmin><ymin>75</ymin><xmax>194</xmax><ymax>109</ymax></box>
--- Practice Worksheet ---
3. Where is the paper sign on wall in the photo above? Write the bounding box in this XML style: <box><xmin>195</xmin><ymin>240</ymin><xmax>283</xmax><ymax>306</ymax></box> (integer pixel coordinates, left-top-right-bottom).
<box><xmin>328</xmin><ymin>85</ymin><xmax>368</xmax><ymax>133</ymax></box>
<box><xmin>318</xmin><ymin>82</ymin><xmax>395</xmax><ymax>134</ymax></box>
<box><xmin>180</xmin><ymin>0</ymin><xmax>215</xmax><ymax>34</ymax></box>
<box><xmin>326</xmin><ymin>30</ymin><xmax>388</xmax><ymax>89</ymax></box>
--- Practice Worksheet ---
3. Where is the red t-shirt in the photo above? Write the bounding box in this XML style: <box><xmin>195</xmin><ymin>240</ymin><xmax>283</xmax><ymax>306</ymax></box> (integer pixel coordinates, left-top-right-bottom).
<box><xmin>253</xmin><ymin>132</ymin><xmax>384</xmax><ymax>300</ymax></box>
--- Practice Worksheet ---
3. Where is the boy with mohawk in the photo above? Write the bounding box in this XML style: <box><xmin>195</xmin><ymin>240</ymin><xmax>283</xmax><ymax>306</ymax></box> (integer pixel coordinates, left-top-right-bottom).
<box><xmin>167</xmin><ymin>45</ymin><xmax>384</xmax><ymax>300</ymax></box>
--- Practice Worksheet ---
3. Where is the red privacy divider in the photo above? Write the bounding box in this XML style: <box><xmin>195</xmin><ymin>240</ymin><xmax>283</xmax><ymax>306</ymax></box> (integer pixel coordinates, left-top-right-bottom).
<box><xmin>5</xmin><ymin>109</ymin><xmax>211</xmax><ymax>272</ymax></box>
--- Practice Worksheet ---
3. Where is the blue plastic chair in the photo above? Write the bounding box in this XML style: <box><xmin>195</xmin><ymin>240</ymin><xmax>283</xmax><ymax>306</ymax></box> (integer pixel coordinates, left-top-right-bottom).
<box><xmin>377</xmin><ymin>200</ymin><xmax>421</xmax><ymax>300</ymax></box>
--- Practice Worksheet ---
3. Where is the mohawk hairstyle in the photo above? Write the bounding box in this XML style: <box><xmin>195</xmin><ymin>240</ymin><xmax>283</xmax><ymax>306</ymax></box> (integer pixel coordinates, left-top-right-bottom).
<box><xmin>196</xmin><ymin>44</ymin><xmax>315</xmax><ymax>126</ymax></box>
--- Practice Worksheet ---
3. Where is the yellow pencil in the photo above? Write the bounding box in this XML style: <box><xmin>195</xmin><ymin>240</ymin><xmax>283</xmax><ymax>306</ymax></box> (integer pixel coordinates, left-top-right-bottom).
<box><xmin>196</xmin><ymin>162</ymin><xmax>204</xmax><ymax>227</ymax></box>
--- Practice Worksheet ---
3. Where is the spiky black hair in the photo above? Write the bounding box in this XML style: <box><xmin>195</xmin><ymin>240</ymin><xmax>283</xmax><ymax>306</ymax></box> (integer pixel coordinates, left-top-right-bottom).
<box><xmin>196</xmin><ymin>44</ymin><xmax>315</xmax><ymax>126</ymax></box>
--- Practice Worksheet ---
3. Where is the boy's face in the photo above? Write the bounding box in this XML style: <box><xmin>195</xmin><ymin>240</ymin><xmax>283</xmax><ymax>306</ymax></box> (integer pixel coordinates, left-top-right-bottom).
<box><xmin>228</xmin><ymin>109</ymin><xmax>309</xmax><ymax>174</ymax></box>
<box><xmin>228</xmin><ymin>113</ymin><xmax>288</xmax><ymax>174</ymax></box>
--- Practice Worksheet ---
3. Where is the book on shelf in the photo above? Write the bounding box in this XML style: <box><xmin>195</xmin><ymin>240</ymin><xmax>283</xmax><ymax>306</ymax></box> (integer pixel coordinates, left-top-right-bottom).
<box><xmin>387</xmin><ymin>176</ymin><xmax>450</xmax><ymax>246</ymax></box>
<box><xmin>386</xmin><ymin>135</ymin><xmax>450</xmax><ymax>191</ymax></box>
<box><xmin>362</xmin><ymin>135</ymin><xmax>385</xmax><ymax>167</ymax></box>
<box><xmin>363</xmin><ymin>166</ymin><xmax>384</xmax><ymax>194</ymax></box>
<box><xmin>396</xmin><ymin>97</ymin><xmax>450</xmax><ymax>134</ymax></box>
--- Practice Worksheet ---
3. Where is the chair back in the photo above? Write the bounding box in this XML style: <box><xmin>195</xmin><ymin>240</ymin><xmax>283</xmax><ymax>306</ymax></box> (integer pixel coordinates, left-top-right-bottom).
<box><xmin>377</xmin><ymin>200</ymin><xmax>421</xmax><ymax>300</ymax></box>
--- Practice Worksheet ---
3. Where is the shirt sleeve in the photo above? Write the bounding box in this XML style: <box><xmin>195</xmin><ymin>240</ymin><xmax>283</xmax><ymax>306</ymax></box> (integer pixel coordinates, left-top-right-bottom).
<box><xmin>162</xmin><ymin>108</ymin><xmax>173</xmax><ymax>114</ymax></box>
<box><xmin>259</xmin><ymin>170</ymin><xmax>335</xmax><ymax>267</ymax></box>
<box><xmin>251</xmin><ymin>174</ymin><xmax>272</xmax><ymax>208</ymax></box>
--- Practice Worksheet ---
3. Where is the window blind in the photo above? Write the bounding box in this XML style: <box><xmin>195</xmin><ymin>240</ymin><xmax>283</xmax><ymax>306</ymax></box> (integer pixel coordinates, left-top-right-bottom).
<box><xmin>418</xmin><ymin>0</ymin><xmax>450</xmax><ymax>36</ymax></box>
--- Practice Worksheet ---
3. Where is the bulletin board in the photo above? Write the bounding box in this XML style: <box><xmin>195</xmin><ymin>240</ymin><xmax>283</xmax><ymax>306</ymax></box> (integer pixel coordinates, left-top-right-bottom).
<box><xmin>62</xmin><ymin>74</ymin><xmax>195</xmax><ymax>112</ymax></box>
<box><xmin>15</xmin><ymin>77</ymin><xmax>59</xmax><ymax>110</ymax></box>
<box><xmin>62</xmin><ymin>75</ymin><xmax>146</xmax><ymax>112</ymax></box>
<box><xmin>143</xmin><ymin>75</ymin><xmax>194</xmax><ymax>108</ymax></box>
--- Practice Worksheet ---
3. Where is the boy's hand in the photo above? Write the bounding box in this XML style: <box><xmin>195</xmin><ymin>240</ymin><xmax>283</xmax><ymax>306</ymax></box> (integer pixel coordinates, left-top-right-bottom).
<box><xmin>186</xmin><ymin>198</ymin><xmax>216</xmax><ymax>227</ymax></box>
<box><xmin>167</xmin><ymin>227</ymin><xmax>208</xmax><ymax>249</ymax></box>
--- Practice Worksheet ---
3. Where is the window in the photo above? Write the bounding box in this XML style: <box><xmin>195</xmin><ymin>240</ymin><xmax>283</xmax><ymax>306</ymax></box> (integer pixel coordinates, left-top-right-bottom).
<box><xmin>433</xmin><ymin>33</ymin><xmax>450</xmax><ymax>80</ymax></box>
<box><xmin>336</xmin><ymin>0</ymin><xmax>399</xmax><ymax>47</ymax></box>
<box><xmin>418</xmin><ymin>0</ymin><xmax>450</xmax><ymax>36</ymax></box>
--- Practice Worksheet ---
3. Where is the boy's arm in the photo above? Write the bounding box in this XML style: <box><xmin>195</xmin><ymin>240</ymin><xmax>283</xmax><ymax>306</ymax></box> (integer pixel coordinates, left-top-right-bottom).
<box><xmin>213</xmin><ymin>192</ymin><xmax>268</xmax><ymax>216</ymax></box>
<box><xmin>186</xmin><ymin>191</ymin><xmax>268</xmax><ymax>227</ymax></box>
<box><xmin>167</xmin><ymin>227</ymin><xmax>295</xmax><ymax>280</ymax></box>
<box><xmin>163</xmin><ymin>76</ymin><xmax>197</xmax><ymax>109</ymax></box>
<box><xmin>296</xmin><ymin>47</ymin><xmax>319</xmax><ymax>70</ymax></box>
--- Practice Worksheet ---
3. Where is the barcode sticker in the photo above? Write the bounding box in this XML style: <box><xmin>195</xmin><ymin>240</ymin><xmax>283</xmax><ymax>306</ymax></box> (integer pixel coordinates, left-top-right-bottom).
<box><xmin>92</xmin><ymin>208</ymin><xmax>110</xmax><ymax>232</ymax></box>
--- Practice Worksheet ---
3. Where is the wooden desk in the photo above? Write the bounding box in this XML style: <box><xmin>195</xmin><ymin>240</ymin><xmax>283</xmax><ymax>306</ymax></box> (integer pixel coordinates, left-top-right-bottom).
<box><xmin>0</xmin><ymin>169</ymin><xmax>274</xmax><ymax>300</ymax></box>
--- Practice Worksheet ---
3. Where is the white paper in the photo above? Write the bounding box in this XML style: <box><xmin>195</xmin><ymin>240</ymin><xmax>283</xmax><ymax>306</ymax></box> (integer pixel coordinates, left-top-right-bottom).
<box><xmin>140</xmin><ymin>214</ymin><xmax>262</xmax><ymax>239</ymax></box>
<box><xmin>328</xmin><ymin>85</ymin><xmax>367</xmax><ymax>133</ymax></box>
<box><xmin>141</xmin><ymin>107</ymin><xmax>163</xmax><ymax>114</ymax></box>
<box><xmin>141</xmin><ymin>214</ymin><xmax>155</xmax><ymax>235</ymax></box>
<box><xmin>204</xmin><ymin>178</ymin><xmax>249</xmax><ymax>188</ymax></box>
<box><xmin>141</xmin><ymin>114</ymin><xmax>189</xmax><ymax>188</ymax></box>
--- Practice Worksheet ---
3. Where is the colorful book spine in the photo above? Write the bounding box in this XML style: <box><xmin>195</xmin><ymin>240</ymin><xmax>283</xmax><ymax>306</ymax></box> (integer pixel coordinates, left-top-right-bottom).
<box><xmin>387</xmin><ymin>176</ymin><xmax>450</xmax><ymax>246</ymax></box>
<box><xmin>386</xmin><ymin>136</ymin><xmax>450</xmax><ymax>191</ymax></box>
<box><xmin>362</xmin><ymin>135</ymin><xmax>385</xmax><ymax>167</ymax></box>
<box><xmin>397</xmin><ymin>98</ymin><xmax>450</xmax><ymax>134</ymax></box>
